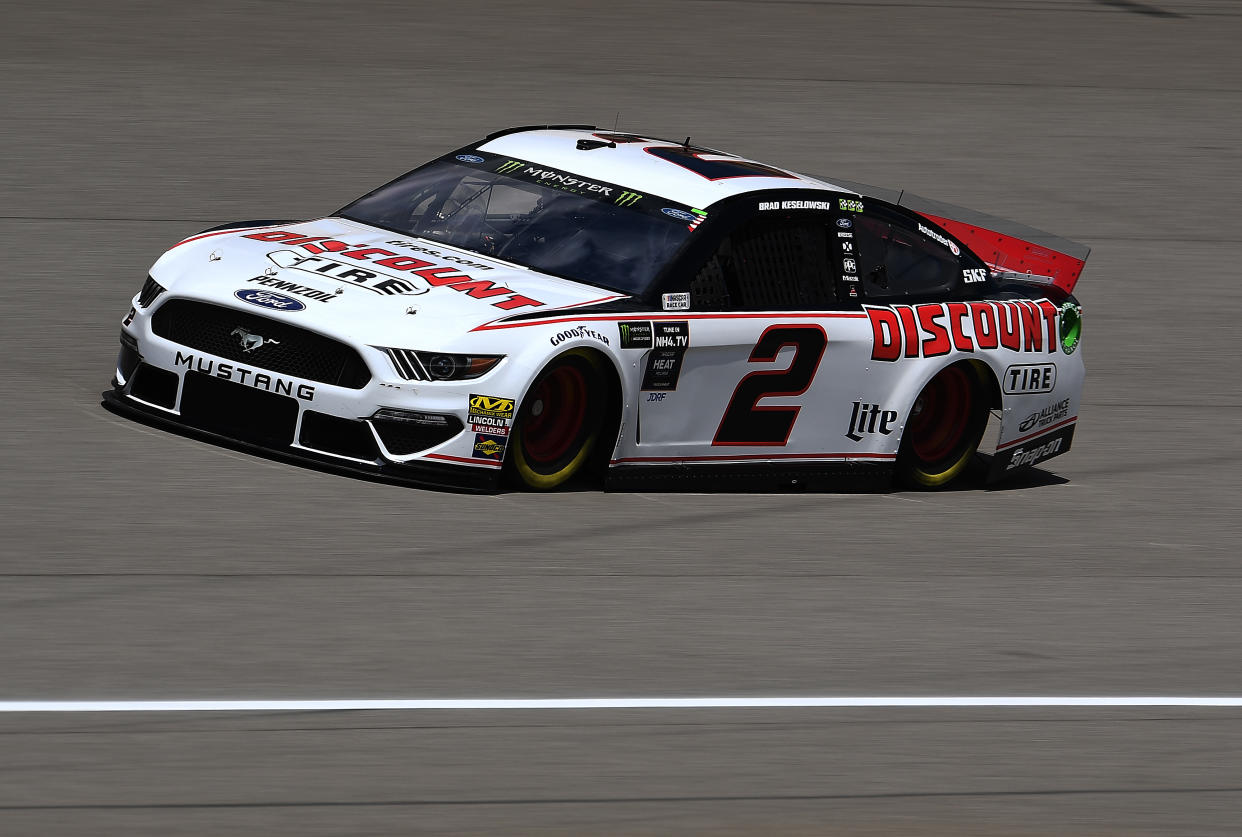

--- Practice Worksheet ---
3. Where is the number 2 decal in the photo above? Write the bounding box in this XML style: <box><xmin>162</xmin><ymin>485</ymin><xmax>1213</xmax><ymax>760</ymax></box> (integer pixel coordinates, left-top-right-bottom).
<box><xmin>713</xmin><ymin>325</ymin><xmax>828</xmax><ymax>446</ymax></box>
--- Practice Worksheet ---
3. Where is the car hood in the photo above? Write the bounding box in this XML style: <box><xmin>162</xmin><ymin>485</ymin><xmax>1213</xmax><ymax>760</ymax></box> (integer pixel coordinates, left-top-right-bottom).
<box><xmin>150</xmin><ymin>217</ymin><xmax>626</xmax><ymax>348</ymax></box>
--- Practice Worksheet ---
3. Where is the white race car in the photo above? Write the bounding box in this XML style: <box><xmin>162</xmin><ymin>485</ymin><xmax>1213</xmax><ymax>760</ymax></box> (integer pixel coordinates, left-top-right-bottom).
<box><xmin>108</xmin><ymin>125</ymin><xmax>1087</xmax><ymax>492</ymax></box>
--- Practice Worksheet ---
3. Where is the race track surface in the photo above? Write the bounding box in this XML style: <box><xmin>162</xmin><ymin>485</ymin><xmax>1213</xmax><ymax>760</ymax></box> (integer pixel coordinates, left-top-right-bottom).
<box><xmin>4</xmin><ymin>1</ymin><xmax>1242</xmax><ymax>833</ymax></box>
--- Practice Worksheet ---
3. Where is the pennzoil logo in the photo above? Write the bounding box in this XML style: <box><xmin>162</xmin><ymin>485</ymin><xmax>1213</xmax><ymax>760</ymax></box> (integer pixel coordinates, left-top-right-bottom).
<box><xmin>468</xmin><ymin>394</ymin><xmax>515</xmax><ymax>419</ymax></box>
<box><xmin>496</xmin><ymin>160</ymin><xmax>523</xmax><ymax>174</ymax></box>
<box><xmin>615</xmin><ymin>191</ymin><xmax>643</xmax><ymax>207</ymax></box>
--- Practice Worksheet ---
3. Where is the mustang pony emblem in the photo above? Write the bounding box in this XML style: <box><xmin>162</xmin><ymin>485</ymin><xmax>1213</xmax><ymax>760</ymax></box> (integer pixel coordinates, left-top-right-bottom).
<box><xmin>231</xmin><ymin>326</ymin><xmax>280</xmax><ymax>353</ymax></box>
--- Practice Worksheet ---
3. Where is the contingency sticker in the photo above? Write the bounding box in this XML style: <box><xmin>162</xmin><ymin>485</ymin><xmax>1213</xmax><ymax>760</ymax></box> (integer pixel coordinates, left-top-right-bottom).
<box><xmin>640</xmin><ymin>322</ymin><xmax>690</xmax><ymax>391</ymax></box>
<box><xmin>468</xmin><ymin>394</ymin><xmax>516</xmax><ymax>440</ymax></box>
<box><xmin>472</xmin><ymin>433</ymin><xmax>507</xmax><ymax>462</ymax></box>
<box><xmin>618</xmin><ymin>321</ymin><xmax>654</xmax><ymax>349</ymax></box>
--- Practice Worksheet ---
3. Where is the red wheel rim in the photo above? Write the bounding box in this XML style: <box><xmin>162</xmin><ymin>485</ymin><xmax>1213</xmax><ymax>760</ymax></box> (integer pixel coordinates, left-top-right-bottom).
<box><xmin>908</xmin><ymin>367</ymin><xmax>972</xmax><ymax>462</ymax></box>
<box><xmin>521</xmin><ymin>365</ymin><xmax>588</xmax><ymax>464</ymax></box>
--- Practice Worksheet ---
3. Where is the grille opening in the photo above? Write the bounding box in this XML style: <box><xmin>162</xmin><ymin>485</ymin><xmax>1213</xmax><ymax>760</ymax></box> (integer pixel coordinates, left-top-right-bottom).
<box><xmin>179</xmin><ymin>371</ymin><xmax>298</xmax><ymax>447</ymax></box>
<box><xmin>299</xmin><ymin>411</ymin><xmax>380</xmax><ymax>461</ymax></box>
<box><xmin>117</xmin><ymin>334</ymin><xmax>141</xmax><ymax>382</ymax></box>
<box><xmin>128</xmin><ymin>363</ymin><xmax>178</xmax><ymax>408</ymax></box>
<box><xmin>137</xmin><ymin>276</ymin><xmax>166</xmax><ymax>308</ymax></box>
<box><xmin>151</xmin><ymin>299</ymin><xmax>370</xmax><ymax>389</ymax></box>
<box><xmin>373</xmin><ymin>415</ymin><xmax>465</xmax><ymax>456</ymax></box>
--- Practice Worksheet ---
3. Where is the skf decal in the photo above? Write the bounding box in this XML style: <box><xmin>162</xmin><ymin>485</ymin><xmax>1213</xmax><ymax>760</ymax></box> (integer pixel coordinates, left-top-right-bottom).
<box><xmin>243</xmin><ymin>231</ymin><xmax>542</xmax><ymax>310</ymax></box>
<box><xmin>866</xmin><ymin>300</ymin><xmax>1060</xmax><ymax>362</ymax></box>
<box><xmin>472</xmin><ymin>433</ymin><xmax>507</xmax><ymax>461</ymax></box>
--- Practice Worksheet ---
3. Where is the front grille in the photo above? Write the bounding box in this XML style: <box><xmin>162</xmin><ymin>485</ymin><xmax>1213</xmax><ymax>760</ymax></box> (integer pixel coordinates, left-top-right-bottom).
<box><xmin>137</xmin><ymin>276</ymin><xmax>166</xmax><ymax>308</ymax></box>
<box><xmin>179</xmin><ymin>371</ymin><xmax>298</xmax><ymax>447</ymax></box>
<box><xmin>151</xmin><ymin>299</ymin><xmax>370</xmax><ymax>389</ymax></box>
<box><xmin>383</xmin><ymin>348</ymin><xmax>430</xmax><ymax>381</ymax></box>
<box><xmin>373</xmin><ymin>415</ymin><xmax>464</xmax><ymax>456</ymax></box>
<box><xmin>299</xmin><ymin>411</ymin><xmax>380</xmax><ymax>461</ymax></box>
<box><xmin>117</xmin><ymin>332</ymin><xmax>141</xmax><ymax>381</ymax></box>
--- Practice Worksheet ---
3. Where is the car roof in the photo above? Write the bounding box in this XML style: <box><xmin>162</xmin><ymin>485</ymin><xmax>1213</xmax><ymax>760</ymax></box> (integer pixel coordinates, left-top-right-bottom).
<box><xmin>476</xmin><ymin>127</ymin><xmax>850</xmax><ymax>210</ymax></box>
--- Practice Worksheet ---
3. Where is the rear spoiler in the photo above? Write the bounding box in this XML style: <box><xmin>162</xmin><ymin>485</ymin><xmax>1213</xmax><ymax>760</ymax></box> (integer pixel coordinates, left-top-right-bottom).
<box><xmin>819</xmin><ymin>177</ymin><xmax>1090</xmax><ymax>295</ymax></box>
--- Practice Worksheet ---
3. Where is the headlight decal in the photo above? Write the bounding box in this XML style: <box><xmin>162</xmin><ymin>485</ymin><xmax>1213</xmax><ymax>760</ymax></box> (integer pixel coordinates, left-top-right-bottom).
<box><xmin>381</xmin><ymin>348</ymin><xmax>502</xmax><ymax>381</ymax></box>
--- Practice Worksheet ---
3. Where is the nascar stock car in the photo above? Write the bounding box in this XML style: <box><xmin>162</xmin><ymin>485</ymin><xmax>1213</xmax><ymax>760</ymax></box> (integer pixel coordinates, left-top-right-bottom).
<box><xmin>107</xmin><ymin>125</ymin><xmax>1087</xmax><ymax>493</ymax></box>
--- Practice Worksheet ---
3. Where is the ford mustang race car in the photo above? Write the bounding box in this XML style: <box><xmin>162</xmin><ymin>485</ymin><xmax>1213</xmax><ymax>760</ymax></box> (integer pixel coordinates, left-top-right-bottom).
<box><xmin>107</xmin><ymin>125</ymin><xmax>1087</xmax><ymax>492</ymax></box>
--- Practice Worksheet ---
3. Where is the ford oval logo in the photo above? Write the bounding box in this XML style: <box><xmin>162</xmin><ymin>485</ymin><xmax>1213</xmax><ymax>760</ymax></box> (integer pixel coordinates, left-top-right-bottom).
<box><xmin>455</xmin><ymin>154</ymin><xmax>485</xmax><ymax>164</ymax></box>
<box><xmin>234</xmin><ymin>289</ymin><xmax>305</xmax><ymax>312</ymax></box>
<box><xmin>836</xmin><ymin>217</ymin><xmax>852</xmax><ymax>229</ymax></box>
<box><xmin>662</xmin><ymin>207</ymin><xmax>697</xmax><ymax>222</ymax></box>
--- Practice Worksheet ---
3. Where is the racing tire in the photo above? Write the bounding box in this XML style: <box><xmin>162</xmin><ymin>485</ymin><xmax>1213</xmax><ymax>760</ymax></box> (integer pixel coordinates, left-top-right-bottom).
<box><xmin>896</xmin><ymin>361</ymin><xmax>991</xmax><ymax>489</ymax></box>
<box><xmin>507</xmin><ymin>350</ymin><xmax>605</xmax><ymax>490</ymax></box>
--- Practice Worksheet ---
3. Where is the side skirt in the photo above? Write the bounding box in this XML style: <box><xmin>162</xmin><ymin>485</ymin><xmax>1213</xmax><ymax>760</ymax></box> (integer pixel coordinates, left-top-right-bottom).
<box><xmin>605</xmin><ymin>461</ymin><xmax>895</xmax><ymax>493</ymax></box>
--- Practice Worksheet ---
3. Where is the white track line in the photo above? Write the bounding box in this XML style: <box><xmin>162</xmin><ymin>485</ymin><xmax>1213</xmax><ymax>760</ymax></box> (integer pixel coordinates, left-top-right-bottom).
<box><xmin>3</xmin><ymin>697</ymin><xmax>1242</xmax><ymax>712</ymax></box>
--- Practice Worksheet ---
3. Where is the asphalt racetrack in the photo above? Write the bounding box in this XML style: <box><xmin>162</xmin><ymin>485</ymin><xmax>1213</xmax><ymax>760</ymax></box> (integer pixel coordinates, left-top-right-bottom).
<box><xmin>4</xmin><ymin>1</ymin><xmax>1242</xmax><ymax>833</ymax></box>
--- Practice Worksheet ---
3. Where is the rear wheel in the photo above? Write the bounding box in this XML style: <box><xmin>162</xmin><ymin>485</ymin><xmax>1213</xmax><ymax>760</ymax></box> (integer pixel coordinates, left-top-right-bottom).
<box><xmin>896</xmin><ymin>362</ymin><xmax>990</xmax><ymax>489</ymax></box>
<box><xmin>508</xmin><ymin>351</ymin><xmax>605</xmax><ymax>490</ymax></box>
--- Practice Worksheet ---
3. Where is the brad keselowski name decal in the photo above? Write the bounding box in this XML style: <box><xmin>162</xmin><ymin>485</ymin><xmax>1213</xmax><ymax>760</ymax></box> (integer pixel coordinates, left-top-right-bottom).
<box><xmin>866</xmin><ymin>300</ymin><xmax>1060</xmax><ymax>361</ymax></box>
<box><xmin>243</xmin><ymin>231</ymin><xmax>542</xmax><ymax>311</ymax></box>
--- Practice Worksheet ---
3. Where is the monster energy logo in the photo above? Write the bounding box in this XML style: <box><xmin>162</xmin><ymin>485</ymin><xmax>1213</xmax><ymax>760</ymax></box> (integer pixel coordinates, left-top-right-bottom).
<box><xmin>496</xmin><ymin>160</ymin><xmax>523</xmax><ymax>174</ymax></box>
<box><xmin>615</xmin><ymin>191</ymin><xmax>643</xmax><ymax>207</ymax></box>
<box><xmin>617</xmin><ymin>320</ymin><xmax>653</xmax><ymax>349</ymax></box>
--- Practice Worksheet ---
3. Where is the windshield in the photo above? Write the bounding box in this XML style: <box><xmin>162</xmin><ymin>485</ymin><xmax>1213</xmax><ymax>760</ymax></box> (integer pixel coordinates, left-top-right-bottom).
<box><xmin>337</xmin><ymin>155</ymin><xmax>700</xmax><ymax>296</ymax></box>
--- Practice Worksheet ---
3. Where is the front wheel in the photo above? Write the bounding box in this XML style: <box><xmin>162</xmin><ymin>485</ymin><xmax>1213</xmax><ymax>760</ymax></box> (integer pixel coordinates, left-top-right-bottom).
<box><xmin>507</xmin><ymin>351</ymin><xmax>604</xmax><ymax>490</ymax></box>
<box><xmin>896</xmin><ymin>362</ymin><xmax>991</xmax><ymax>489</ymax></box>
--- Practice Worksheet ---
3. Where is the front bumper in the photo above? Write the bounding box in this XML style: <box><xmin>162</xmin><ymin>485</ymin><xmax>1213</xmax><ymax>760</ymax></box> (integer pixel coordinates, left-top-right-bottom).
<box><xmin>102</xmin><ymin>386</ymin><xmax>500</xmax><ymax>493</ymax></box>
<box><xmin>109</xmin><ymin>309</ymin><xmax>505</xmax><ymax>493</ymax></box>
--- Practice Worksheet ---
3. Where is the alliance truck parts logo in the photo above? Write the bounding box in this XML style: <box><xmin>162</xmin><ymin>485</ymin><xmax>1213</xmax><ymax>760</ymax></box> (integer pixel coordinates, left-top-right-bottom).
<box><xmin>866</xmin><ymin>300</ymin><xmax>1063</xmax><ymax>361</ymax></box>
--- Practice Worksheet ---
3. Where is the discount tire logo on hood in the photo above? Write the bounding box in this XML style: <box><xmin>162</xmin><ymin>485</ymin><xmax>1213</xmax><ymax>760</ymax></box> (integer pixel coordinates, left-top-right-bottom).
<box><xmin>243</xmin><ymin>230</ymin><xmax>544</xmax><ymax>311</ymax></box>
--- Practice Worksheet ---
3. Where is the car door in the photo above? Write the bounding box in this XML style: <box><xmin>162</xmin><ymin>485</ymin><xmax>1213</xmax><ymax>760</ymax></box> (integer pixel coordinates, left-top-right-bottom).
<box><xmin>633</xmin><ymin>202</ymin><xmax>881</xmax><ymax>461</ymax></box>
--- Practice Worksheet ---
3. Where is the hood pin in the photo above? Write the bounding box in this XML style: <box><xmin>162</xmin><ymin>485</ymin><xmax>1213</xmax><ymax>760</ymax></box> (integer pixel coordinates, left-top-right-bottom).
<box><xmin>208</xmin><ymin>250</ymin><xmax>221</xmax><ymax>261</ymax></box>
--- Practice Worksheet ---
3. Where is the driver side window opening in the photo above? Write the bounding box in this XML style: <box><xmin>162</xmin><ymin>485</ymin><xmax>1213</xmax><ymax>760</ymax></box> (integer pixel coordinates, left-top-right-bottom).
<box><xmin>688</xmin><ymin>215</ymin><xmax>836</xmax><ymax>311</ymax></box>
<box><xmin>852</xmin><ymin>213</ymin><xmax>960</xmax><ymax>299</ymax></box>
